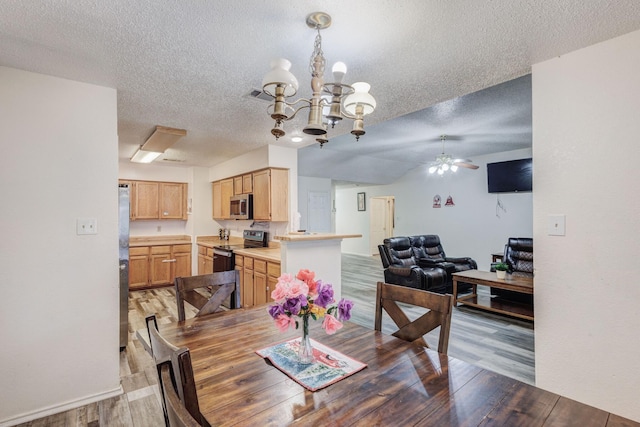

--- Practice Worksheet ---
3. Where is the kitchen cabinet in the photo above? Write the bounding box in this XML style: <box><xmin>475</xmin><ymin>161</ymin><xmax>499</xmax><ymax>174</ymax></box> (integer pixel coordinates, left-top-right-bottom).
<box><xmin>234</xmin><ymin>174</ymin><xmax>253</xmax><ymax>195</ymax></box>
<box><xmin>252</xmin><ymin>168</ymin><xmax>289</xmax><ymax>221</ymax></box>
<box><xmin>239</xmin><ymin>254</ymin><xmax>280</xmax><ymax>307</ymax></box>
<box><xmin>234</xmin><ymin>176</ymin><xmax>243</xmax><ymax>195</ymax></box>
<box><xmin>121</xmin><ymin>180</ymin><xmax>188</xmax><ymax>221</ymax></box>
<box><xmin>212</xmin><ymin>178</ymin><xmax>234</xmax><ymax>220</ymax></box>
<box><xmin>242</xmin><ymin>174</ymin><xmax>253</xmax><ymax>194</ymax></box>
<box><xmin>160</xmin><ymin>182</ymin><xmax>187</xmax><ymax>219</ymax></box>
<box><xmin>129</xmin><ymin>243</ymin><xmax>192</xmax><ymax>290</ymax></box>
<box><xmin>211</xmin><ymin>168</ymin><xmax>286</xmax><ymax>221</ymax></box>
<box><xmin>211</xmin><ymin>181</ymin><xmax>222</xmax><ymax>220</ymax></box>
<box><xmin>198</xmin><ymin>245</ymin><xmax>214</xmax><ymax>275</ymax></box>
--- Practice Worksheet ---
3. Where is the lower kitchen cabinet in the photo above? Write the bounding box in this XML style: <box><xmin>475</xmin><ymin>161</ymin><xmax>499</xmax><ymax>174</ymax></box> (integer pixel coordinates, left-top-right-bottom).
<box><xmin>239</xmin><ymin>254</ymin><xmax>280</xmax><ymax>308</ymax></box>
<box><xmin>197</xmin><ymin>245</ymin><xmax>214</xmax><ymax>275</ymax></box>
<box><xmin>129</xmin><ymin>243</ymin><xmax>192</xmax><ymax>290</ymax></box>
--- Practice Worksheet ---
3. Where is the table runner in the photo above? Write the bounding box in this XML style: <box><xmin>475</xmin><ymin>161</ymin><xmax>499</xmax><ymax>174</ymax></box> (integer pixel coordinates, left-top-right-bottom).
<box><xmin>256</xmin><ymin>337</ymin><xmax>367</xmax><ymax>391</ymax></box>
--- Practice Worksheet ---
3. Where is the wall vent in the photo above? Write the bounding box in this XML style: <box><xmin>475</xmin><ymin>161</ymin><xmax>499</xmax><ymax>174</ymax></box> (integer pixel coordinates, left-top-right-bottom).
<box><xmin>246</xmin><ymin>88</ymin><xmax>273</xmax><ymax>102</ymax></box>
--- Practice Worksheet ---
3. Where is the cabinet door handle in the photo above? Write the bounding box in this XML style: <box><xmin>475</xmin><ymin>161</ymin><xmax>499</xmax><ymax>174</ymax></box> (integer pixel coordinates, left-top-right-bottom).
<box><xmin>162</xmin><ymin>259</ymin><xmax>177</xmax><ymax>263</ymax></box>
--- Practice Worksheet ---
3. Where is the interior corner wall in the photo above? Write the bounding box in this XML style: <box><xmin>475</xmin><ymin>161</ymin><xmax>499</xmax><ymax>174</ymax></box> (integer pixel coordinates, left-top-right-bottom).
<box><xmin>0</xmin><ymin>67</ymin><xmax>121</xmax><ymax>424</ymax></box>
<box><xmin>532</xmin><ymin>30</ymin><xmax>640</xmax><ymax>422</ymax></box>
<box><xmin>335</xmin><ymin>149</ymin><xmax>533</xmax><ymax>269</ymax></box>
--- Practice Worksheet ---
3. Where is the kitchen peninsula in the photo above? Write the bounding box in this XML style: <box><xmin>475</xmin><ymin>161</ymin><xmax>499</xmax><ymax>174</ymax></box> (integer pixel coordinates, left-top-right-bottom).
<box><xmin>275</xmin><ymin>233</ymin><xmax>362</xmax><ymax>299</ymax></box>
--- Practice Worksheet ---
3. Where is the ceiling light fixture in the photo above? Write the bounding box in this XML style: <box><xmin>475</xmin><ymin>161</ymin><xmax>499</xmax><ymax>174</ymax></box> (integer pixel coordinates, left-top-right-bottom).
<box><xmin>429</xmin><ymin>135</ymin><xmax>459</xmax><ymax>175</ymax></box>
<box><xmin>261</xmin><ymin>12</ymin><xmax>376</xmax><ymax>146</ymax></box>
<box><xmin>130</xmin><ymin>126</ymin><xmax>187</xmax><ymax>164</ymax></box>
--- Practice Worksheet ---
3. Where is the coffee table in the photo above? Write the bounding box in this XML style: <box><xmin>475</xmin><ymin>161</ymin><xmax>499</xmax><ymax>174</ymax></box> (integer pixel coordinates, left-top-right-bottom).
<box><xmin>452</xmin><ymin>270</ymin><xmax>534</xmax><ymax>321</ymax></box>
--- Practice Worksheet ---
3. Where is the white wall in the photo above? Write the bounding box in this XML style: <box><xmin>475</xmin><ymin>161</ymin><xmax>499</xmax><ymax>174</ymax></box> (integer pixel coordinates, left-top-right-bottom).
<box><xmin>334</xmin><ymin>149</ymin><xmax>533</xmax><ymax>270</ymax></box>
<box><xmin>0</xmin><ymin>67</ymin><xmax>121</xmax><ymax>425</ymax></box>
<box><xmin>533</xmin><ymin>30</ymin><xmax>640</xmax><ymax>422</ymax></box>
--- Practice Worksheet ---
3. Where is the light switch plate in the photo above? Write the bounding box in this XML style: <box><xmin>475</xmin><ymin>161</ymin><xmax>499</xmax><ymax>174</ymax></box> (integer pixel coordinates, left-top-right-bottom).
<box><xmin>77</xmin><ymin>218</ymin><xmax>98</xmax><ymax>235</ymax></box>
<box><xmin>547</xmin><ymin>215</ymin><xmax>565</xmax><ymax>236</ymax></box>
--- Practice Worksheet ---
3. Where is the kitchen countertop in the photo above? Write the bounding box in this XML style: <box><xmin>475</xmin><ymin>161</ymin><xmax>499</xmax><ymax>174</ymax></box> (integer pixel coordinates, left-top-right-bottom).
<box><xmin>130</xmin><ymin>235</ymin><xmax>191</xmax><ymax>247</ymax></box>
<box><xmin>233</xmin><ymin>247</ymin><xmax>280</xmax><ymax>263</ymax></box>
<box><xmin>196</xmin><ymin>236</ymin><xmax>244</xmax><ymax>247</ymax></box>
<box><xmin>274</xmin><ymin>233</ymin><xmax>362</xmax><ymax>242</ymax></box>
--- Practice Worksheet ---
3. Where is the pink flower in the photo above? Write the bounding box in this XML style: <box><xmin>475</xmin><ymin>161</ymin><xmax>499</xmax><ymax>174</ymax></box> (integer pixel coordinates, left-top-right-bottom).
<box><xmin>322</xmin><ymin>314</ymin><xmax>343</xmax><ymax>335</ymax></box>
<box><xmin>296</xmin><ymin>269</ymin><xmax>315</xmax><ymax>283</ymax></box>
<box><xmin>271</xmin><ymin>282</ymin><xmax>288</xmax><ymax>301</ymax></box>
<box><xmin>274</xmin><ymin>314</ymin><xmax>295</xmax><ymax>332</ymax></box>
<box><xmin>288</xmin><ymin>280</ymin><xmax>309</xmax><ymax>299</ymax></box>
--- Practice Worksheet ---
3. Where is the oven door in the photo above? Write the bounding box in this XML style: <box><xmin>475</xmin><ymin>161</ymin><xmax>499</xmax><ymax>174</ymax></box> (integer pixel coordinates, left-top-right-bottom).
<box><xmin>213</xmin><ymin>248</ymin><xmax>233</xmax><ymax>272</ymax></box>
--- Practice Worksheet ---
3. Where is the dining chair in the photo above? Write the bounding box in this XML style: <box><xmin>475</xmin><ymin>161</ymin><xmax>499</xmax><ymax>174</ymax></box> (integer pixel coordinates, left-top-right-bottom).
<box><xmin>146</xmin><ymin>315</ymin><xmax>210</xmax><ymax>427</ymax></box>
<box><xmin>174</xmin><ymin>270</ymin><xmax>240</xmax><ymax>321</ymax></box>
<box><xmin>374</xmin><ymin>281</ymin><xmax>453</xmax><ymax>354</ymax></box>
<box><xmin>160</xmin><ymin>362</ymin><xmax>202</xmax><ymax>427</ymax></box>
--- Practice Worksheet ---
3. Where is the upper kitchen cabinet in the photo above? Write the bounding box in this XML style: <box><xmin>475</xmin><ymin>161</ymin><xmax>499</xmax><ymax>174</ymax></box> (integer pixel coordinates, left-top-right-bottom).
<box><xmin>160</xmin><ymin>182</ymin><xmax>187</xmax><ymax>219</ymax></box>
<box><xmin>252</xmin><ymin>168</ymin><xmax>288</xmax><ymax>221</ymax></box>
<box><xmin>121</xmin><ymin>180</ymin><xmax>188</xmax><ymax>221</ymax></box>
<box><xmin>211</xmin><ymin>168</ymin><xmax>288</xmax><ymax>222</ymax></box>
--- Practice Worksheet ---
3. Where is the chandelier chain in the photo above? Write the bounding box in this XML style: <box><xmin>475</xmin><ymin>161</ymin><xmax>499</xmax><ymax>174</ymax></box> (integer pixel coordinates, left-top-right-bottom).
<box><xmin>309</xmin><ymin>28</ymin><xmax>326</xmax><ymax>77</ymax></box>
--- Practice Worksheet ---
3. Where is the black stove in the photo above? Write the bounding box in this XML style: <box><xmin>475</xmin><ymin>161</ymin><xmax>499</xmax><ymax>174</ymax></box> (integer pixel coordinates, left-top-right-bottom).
<box><xmin>213</xmin><ymin>230</ymin><xmax>268</xmax><ymax>252</ymax></box>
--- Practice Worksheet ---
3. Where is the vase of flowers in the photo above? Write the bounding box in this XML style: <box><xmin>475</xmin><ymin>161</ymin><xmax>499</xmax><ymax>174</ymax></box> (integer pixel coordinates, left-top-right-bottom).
<box><xmin>268</xmin><ymin>269</ymin><xmax>354</xmax><ymax>364</ymax></box>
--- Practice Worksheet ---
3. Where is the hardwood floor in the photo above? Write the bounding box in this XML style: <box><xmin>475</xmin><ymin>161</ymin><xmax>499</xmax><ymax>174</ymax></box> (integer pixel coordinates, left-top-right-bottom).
<box><xmin>17</xmin><ymin>254</ymin><xmax>534</xmax><ymax>426</ymax></box>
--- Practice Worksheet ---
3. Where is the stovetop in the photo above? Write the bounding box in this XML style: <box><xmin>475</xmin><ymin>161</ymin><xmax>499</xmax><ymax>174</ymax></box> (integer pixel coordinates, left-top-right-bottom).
<box><xmin>213</xmin><ymin>244</ymin><xmax>245</xmax><ymax>251</ymax></box>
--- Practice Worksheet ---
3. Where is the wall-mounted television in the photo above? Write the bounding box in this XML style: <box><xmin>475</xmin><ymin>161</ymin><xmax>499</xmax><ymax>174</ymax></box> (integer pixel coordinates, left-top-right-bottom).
<box><xmin>487</xmin><ymin>158</ymin><xmax>533</xmax><ymax>193</ymax></box>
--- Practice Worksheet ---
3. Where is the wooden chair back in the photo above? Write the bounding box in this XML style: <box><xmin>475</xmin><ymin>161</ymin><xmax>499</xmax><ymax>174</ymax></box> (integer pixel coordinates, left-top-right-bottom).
<box><xmin>146</xmin><ymin>315</ymin><xmax>209</xmax><ymax>427</ymax></box>
<box><xmin>374</xmin><ymin>281</ymin><xmax>453</xmax><ymax>354</ymax></box>
<box><xmin>174</xmin><ymin>271</ymin><xmax>240</xmax><ymax>321</ymax></box>
<box><xmin>160</xmin><ymin>363</ymin><xmax>202</xmax><ymax>427</ymax></box>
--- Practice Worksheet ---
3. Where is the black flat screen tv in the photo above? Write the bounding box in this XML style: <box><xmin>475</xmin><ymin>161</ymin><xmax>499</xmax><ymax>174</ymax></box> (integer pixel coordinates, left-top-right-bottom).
<box><xmin>487</xmin><ymin>158</ymin><xmax>533</xmax><ymax>193</ymax></box>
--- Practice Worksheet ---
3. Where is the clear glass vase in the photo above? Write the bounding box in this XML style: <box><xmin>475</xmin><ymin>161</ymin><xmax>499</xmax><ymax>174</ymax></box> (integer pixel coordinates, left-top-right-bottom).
<box><xmin>298</xmin><ymin>315</ymin><xmax>315</xmax><ymax>364</ymax></box>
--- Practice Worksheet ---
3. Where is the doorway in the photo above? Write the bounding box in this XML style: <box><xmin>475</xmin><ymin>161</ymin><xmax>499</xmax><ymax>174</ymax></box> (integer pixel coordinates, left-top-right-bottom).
<box><xmin>369</xmin><ymin>196</ymin><xmax>395</xmax><ymax>255</ymax></box>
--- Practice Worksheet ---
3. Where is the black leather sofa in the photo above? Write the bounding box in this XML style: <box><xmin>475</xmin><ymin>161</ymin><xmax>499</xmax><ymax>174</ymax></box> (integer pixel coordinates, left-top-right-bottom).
<box><xmin>379</xmin><ymin>235</ymin><xmax>477</xmax><ymax>294</ymax></box>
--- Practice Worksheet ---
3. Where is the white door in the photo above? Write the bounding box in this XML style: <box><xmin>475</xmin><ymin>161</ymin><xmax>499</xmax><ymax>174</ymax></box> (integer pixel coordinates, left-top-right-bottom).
<box><xmin>308</xmin><ymin>191</ymin><xmax>331</xmax><ymax>232</ymax></box>
<box><xmin>370</xmin><ymin>196</ymin><xmax>394</xmax><ymax>255</ymax></box>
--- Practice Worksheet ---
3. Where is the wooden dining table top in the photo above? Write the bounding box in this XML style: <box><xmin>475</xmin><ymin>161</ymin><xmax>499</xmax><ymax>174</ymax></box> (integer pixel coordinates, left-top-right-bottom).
<box><xmin>156</xmin><ymin>305</ymin><xmax>638</xmax><ymax>427</ymax></box>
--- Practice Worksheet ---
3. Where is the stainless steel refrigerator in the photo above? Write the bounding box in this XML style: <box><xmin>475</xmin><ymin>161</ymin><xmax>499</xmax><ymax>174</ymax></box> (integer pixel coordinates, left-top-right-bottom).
<box><xmin>119</xmin><ymin>184</ymin><xmax>130</xmax><ymax>350</ymax></box>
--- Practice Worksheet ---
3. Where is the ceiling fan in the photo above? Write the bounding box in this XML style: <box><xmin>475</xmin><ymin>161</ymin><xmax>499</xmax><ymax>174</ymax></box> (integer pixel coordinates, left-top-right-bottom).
<box><xmin>428</xmin><ymin>135</ymin><xmax>479</xmax><ymax>175</ymax></box>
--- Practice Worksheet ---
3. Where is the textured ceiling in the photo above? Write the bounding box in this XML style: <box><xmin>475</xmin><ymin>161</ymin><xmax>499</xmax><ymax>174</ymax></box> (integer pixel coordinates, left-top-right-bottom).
<box><xmin>1</xmin><ymin>1</ymin><xmax>640</xmax><ymax>183</ymax></box>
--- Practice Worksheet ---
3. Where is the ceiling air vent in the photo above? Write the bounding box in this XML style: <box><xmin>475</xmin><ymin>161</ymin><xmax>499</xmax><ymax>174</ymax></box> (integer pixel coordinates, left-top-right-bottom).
<box><xmin>246</xmin><ymin>88</ymin><xmax>273</xmax><ymax>103</ymax></box>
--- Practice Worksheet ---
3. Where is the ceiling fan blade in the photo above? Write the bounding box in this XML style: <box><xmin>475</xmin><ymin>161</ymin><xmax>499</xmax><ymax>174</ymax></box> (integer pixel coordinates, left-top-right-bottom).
<box><xmin>453</xmin><ymin>159</ymin><xmax>479</xmax><ymax>170</ymax></box>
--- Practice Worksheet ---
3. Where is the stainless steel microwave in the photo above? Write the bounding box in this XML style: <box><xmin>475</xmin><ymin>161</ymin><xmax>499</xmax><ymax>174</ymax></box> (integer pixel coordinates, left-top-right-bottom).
<box><xmin>230</xmin><ymin>194</ymin><xmax>252</xmax><ymax>219</ymax></box>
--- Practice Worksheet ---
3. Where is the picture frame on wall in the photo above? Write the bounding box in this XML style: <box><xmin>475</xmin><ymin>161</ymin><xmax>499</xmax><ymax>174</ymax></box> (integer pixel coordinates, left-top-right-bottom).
<box><xmin>357</xmin><ymin>192</ymin><xmax>366</xmax><ymax>211</ymax></box>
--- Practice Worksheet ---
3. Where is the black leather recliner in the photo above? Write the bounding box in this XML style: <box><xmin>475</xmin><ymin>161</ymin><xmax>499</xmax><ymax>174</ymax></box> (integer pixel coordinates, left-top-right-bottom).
<box><xmin>378</xmin><ymin>237</ymin><xmax>448</xmax><ymax>291</ymax></box>
<box><xmin>410</xmin><ymin>235</ymin><xmax>477</xmax><ymax>275</ymax></box>
<box><xmin>492</xmin><ymin>237</ymin><xmax>533</xmax><ymax>303</ymax></box>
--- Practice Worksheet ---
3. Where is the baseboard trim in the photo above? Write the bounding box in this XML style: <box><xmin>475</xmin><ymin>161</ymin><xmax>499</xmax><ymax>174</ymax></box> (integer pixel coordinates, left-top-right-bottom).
<box><xmin>0</xmin><ymin>385</ymin><xmax>123</xmax><ymax>427</ymax></box>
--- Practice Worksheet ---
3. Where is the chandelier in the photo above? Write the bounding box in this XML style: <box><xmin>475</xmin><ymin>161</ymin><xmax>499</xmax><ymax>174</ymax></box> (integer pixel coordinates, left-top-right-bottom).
<box><xmin>261</xmin><ymin>12</ymin><xmax>376</xmax><ymax>147</ymax></box>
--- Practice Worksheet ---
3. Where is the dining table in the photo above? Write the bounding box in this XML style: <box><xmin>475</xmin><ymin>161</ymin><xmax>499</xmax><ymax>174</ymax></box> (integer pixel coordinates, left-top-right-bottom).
<box><xmin>155</xmin><ymin>305</ymin><xmax>639</xmax><ymax>426</ymax></box>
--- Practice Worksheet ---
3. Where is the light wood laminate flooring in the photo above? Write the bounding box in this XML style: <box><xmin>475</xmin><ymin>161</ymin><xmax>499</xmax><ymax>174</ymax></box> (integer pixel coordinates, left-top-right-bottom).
<box><xmin>17</xmin><ymin>254</ymin><xmax>534</xmax><ymax>426</ymax></box>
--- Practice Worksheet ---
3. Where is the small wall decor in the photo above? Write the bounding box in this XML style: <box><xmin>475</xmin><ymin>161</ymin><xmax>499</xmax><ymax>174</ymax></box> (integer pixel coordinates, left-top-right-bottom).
<box><xmin>445</xmin><ymin>195</ymin><xmax>455</xmax><ymax>206</ymax></box>
<box><xmin>433</xmin><ymin>194</ymin><xmax>441</xmax><ymax>208</ymax></box>
<box><xmin>357</xmin><ymin>192</ymin><xmax>366</xmax><ymax>211</ymax></box>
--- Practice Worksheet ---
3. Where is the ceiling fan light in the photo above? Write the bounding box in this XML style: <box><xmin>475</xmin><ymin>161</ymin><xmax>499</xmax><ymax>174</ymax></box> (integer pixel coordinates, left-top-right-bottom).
<box><xmin>428</xmin><ymin>165</ymin><xmax>437</xmax><ymax>174</ymax></box>
<box><xmin>437</xmin><ymin>168</ymin><xmax>444</xmax><ymax>175</ymax></box>
<box><xmin>451</xmin><ymin>165</ymin><xmax>458</xmax><ymax>172</ymax></box>
<box><xmin>442</xmin><ymin>163</ymin><xmax>449</xmax><ymax>171</ymax></box>
<box><xmin>262</xmin><ymin>58</ymin><xmax>299</xmax><ymax>97</ymax></box>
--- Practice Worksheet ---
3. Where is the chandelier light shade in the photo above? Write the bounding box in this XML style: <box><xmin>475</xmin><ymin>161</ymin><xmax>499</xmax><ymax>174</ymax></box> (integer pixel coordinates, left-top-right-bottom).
<box><xmin>262</xmin><ymin>12</ymin><xmax>376</xmax><ymax>146</ymax></box>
